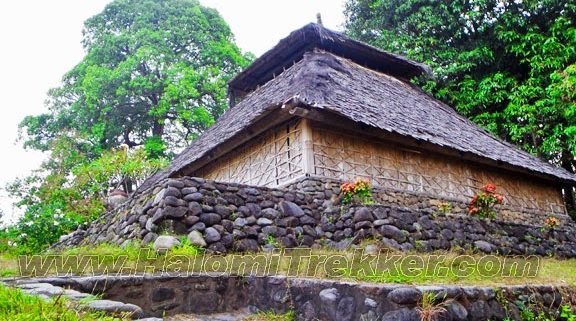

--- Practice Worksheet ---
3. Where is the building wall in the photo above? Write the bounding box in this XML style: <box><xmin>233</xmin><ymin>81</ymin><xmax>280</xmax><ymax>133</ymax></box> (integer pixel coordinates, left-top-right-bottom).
<box><xmin>311</xmin><ymin>126</ymin><xmax>566</xmax><ymax>215</ymax></box>
<box><xmin>194</xmin><ymin>119</ymin><xmax>304</xmax><ymax>187</ymax></box>
<box><xmin>193</xmin><ymin>118</ymin><xmax>565</xmax><ymax>217</ymax></box>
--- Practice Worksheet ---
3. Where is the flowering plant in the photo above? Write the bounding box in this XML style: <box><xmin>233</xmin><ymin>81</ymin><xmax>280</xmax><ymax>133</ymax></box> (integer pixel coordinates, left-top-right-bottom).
<box><xmin>340</xmin><ymin>178</ymin><xmax>373</xmax><ymax>205</ymax></box>
<box><xmin>468</xmin><ymin>184</ymin><xmax>504</xmax><ymax>219</ymax></box>
<box><xmin>543</xmin><ymin>216</ymin><xmax>561</xmax><ymax>230</ymax></box>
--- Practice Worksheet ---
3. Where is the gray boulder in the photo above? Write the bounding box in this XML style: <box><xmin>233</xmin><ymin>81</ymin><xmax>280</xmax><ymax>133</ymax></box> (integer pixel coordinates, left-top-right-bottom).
<box><xmin>204</xmin><ymin>227</ymin><xmax>221</xmax><ymax>243</ymax></box>
<box><xmin>319</xmin><ymin>288</ymin><xmax>339</xmax><ymax>303</ymax></box>
<box><xmin>474</xmin><ymin>240</ymin><xmax>494</xmax><ymax>253</ymax></box>
<box><xmin>353</xmin><ymin>207</ymin><xmax>374</xmax><ymax>223</ymax></box>
<box><xmin>279</xmin><ymin>201</ymin><xmax>305</xmax><ymax>217</ymax></box>
<box><xmin>388</xmin><ymin>287</ymin><xmax>422</xmax><ymax>305</ymax></box>
<box><xmin>381</xmin><ymin>308</ymin><xmax>420</xmax><ymax>321</ymax></box>
<box><xmin>447</xmin><ymin>301</ymin><xmax>469</xmax><ymax>321</ymax></box>
<box><xmin>85</xmin><ymin>299</ymin><xmax>144</xmax><ymax>319</ymax></box>
<box><xmin>257</xmin><ymin>218</ymin><xmax>273</xmax><ymax>226</ymax></box>
<box><xmin>153</xmin><ymin>235</ymin><xmax>180</xmax><ymax>253</ymax></box>
<box><xmin>23</xmin><ymin>284</ymin><xmax>64</xmax><ymax>296</ymax></box>
<box><xmin>187</xmin><ymin>230</ymin><xmax>207</xmax><ymax>248</ymax></box>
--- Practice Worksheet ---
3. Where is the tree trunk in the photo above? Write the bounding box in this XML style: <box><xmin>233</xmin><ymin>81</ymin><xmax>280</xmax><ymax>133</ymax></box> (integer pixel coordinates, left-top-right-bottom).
<box><xmin>152</xmin><ymin>120</ymin><xmax>164</xmax><ymax>137</ymax></box>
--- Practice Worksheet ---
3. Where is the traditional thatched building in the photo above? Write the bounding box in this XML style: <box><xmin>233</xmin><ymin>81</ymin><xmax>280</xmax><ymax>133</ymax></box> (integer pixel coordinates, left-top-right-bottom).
<box><xmin>142</xmin><ymin>23</ymin><xmax>575</xmax><ymax>223</ymax></box>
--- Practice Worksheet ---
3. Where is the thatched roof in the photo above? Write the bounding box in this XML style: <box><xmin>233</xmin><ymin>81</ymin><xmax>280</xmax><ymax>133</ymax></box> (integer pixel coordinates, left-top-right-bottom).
<box><xmin>139</xmin><ymin>25</ymin><xmax>576</xmax><ymax>192</ymax></box>
<box><xmin>228</xmin><ymin>23</ymin><xmax>431</xmax><ymax>104</ymax></box>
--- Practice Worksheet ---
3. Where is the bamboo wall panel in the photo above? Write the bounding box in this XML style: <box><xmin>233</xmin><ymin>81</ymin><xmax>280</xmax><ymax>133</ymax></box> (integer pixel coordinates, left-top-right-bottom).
<box><xmin>195</xmin><ymin>120</ymin><xmax>303</xmax><ymax>187</ymax></box>
<box><xmin>312</xmin><ymin>128</ymin><xmax>566</xmax><ymax>215</ymax></box>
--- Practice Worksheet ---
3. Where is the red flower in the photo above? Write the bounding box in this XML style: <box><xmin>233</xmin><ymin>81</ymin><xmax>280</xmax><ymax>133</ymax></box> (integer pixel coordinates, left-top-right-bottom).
<box><xmin>482</xmin><ymin>184</ymin><xmax>497</xmax><ymax>193</ymax></box>
<box><xmin>495</xmin><ymin>194</ymin><xmax>504</xmax><ymax>204</ymax></box>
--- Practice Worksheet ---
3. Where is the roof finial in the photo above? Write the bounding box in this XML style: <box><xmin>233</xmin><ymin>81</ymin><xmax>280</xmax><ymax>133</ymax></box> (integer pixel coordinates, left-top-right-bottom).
<box><xmin>316</xmin><ymin>13</ymin><xmax>323</xmax><ymax>26</ymax></box>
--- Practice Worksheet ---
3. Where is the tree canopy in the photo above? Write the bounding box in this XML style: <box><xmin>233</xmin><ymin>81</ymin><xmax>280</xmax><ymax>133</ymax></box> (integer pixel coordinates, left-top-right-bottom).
<box><xmin>345</xmin><ymin>0</ymin><xmax>576</xmax><ymax>175</ymax></box>
<box><xmin>2</xmin><ymin>0</ymin><xmax>251</xmax><ymax>254</ymax></box>
<box><xmin>20</xmin><ymin>0</ymin><xmax>252</xmax><ymax>158</ymax></box>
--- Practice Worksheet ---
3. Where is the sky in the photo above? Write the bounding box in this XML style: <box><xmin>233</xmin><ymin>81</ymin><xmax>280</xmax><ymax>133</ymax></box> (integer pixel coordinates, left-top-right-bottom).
<box><xmin>0</xmin><ymin>0</ymin><xmax>346</xmax><ymax>222</ymax></box>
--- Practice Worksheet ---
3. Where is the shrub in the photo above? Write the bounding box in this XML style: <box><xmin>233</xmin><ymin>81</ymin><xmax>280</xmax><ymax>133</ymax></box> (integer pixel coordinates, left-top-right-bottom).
<box><xmin>340</xmin><ymin>178</ymin><xmax>373</xmax><ymax>205</ymax></box>
<box><xmin>468</xmin><ymin>184</ymin><xmax>504</xmax><ymax>219</ymax></box>
<box><xmin>543</xmin><ymin>216</ymin><xmax>561</xmax><ymax>230</ymax></box>
<box><xmin>2</xmin><ymin>141</ymin><xmax>167</xmax><ymax>255</ymax></box>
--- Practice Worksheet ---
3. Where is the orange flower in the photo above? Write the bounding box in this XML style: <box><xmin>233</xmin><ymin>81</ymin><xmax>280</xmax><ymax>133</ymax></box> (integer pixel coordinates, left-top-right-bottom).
<box><xmin>544</xmin><ymin>217</ymin><xmax>560</xmax><ymax>228</ymax></box>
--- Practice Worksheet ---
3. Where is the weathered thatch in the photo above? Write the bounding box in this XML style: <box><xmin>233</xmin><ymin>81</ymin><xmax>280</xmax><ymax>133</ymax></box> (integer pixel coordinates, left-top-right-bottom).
<box><xmin>228</xmin><ymin>23</ymin><xmax>431</xmax><ymax>104</ymax></box>
<box><xmin>139</xmin><ymin>25</ymin><xmax>576</xmax><ymax>193</ymax></box>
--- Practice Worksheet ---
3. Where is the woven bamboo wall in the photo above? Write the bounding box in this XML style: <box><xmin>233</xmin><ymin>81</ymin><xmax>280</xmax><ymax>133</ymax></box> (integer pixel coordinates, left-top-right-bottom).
<box><xmin>194</xmin><ymin>119</ymin><xmax>304</xmax><ymax>187</ymax></box>
<box><xmin>312</xmin><ymin>127</ymin><xmax>566</xmax><ymax>215</ymax></box>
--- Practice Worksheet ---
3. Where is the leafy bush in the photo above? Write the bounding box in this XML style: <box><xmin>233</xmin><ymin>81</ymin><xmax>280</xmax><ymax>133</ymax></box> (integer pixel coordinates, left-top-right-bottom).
<box><xmin>468</xmin><ymin>184</ymin><xmax>504</xmax><ymax>219</ymax></box>
<box><xmin>2</xmin><ymin>138</ymin><xmax>167</xmax><ymax>255</ymax></box>
<box><xmin>543</xmin><ymin>216</ymin><xmax>561</xmax><ymax>230</ymax></box>
<box><xmin>340</xmin><ymin>178</ymin><xmax>373</xmax><ymax>205</ymax></box>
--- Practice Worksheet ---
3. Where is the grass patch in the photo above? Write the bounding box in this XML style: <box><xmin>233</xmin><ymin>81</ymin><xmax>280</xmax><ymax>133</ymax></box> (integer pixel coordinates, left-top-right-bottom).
<box><xmin>0</xmin><ymin>283</ymin><xmax>126</xmax><ymax>320</ymax></box>
<box><xmin>243</xmin><ymin>311</ymin><xmax>295</xmax><ymax>321</ymax></box>
<box><xmin>60</xmin><ymin>241</ymin><xmax>146</xmax><ymax>261</ymax></box>
<box><xmin>0</xmin><ymin>255</ymin><xmax>18</xmax><ymax>277</ymax></box>
<box><xmin>4</xmin><ymin>244</ymin><xmax>576</xmax><ymax>287</ymax></box>
<box><xmin>170</xmin><ymin>237</ymin><xmax>201</xmax><ymax>257</ymax></box>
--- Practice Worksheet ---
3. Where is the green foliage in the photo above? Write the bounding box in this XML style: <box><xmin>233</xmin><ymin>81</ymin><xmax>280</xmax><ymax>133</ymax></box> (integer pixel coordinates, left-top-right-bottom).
<box><xmin>6</xmin><ymin>0</ymin><xmax>247</xmax><ymax>256</ymax></box>
<box><xmin>2</xmin><ymin>140</ymin><xmax>167</xmax><ymax>255</ymax></box>
<box><xmin>340</xmin><ymin>178</ymin><xmax>373</xmax><ymax>205</ymax></box>
<box><xmin>0</xmin><ymin>284</ymin><xmax>124</xmax><ymax>320</ymax></box>
<box><xmin>143</xmin><ymin>135</ymin><xmax>166</xmax><ymax>159</ymax></box>
<box><xmin>561</xmin><ymin>305</ymin><xmax>576</xmax><ymax>321</ymax></box>
<box><xmin>19</xmin><ymin>0</ymin><xmax>251</xmax><ymax>155</ymax></box>
<box><xmin>265</xmin><ymin>234</ymin><xmax>279</xmax><ymax>248</ymax></box>
<box><xmin>170</xmin><ymin>236</ymin><xmax>201</xmax><ymax>256</ymax></box>
<box><xmin>468</xmin><ymin>184</ymin><xmax>504</xmax><ymax>219</ymax></box>
<box><xmin>345</xmin><ymin>0</ymin><xmax>576</xmax><ymax>174</ymax></box>
<box><xmin>244</xmin><ymin>311</ymin><xmax>296</xmax><ymax>321</ymax></box>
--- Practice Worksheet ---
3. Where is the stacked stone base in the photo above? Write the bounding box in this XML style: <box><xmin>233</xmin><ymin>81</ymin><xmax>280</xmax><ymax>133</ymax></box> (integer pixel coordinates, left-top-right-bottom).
<box><xmin>12</xmin><ymin>275</ymin><xmax>576</xmax><ymax>321</ymax></box>
<box><xmin>56</xmin><ymin>176</ymin><xmax>576</xmax><ymax>258</ymax></box>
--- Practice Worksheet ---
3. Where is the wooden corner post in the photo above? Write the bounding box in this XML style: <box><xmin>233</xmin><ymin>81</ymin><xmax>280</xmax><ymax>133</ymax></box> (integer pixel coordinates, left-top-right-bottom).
<box><xmin>301</xmin><ymin>118</ymin><xmax>315</xmax><ymax>176</ymax></box>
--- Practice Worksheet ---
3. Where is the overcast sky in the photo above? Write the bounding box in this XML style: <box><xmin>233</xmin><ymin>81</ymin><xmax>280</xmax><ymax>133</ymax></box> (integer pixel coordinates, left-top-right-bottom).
<box><xmin>0</xmin><ymin>0</ymin><xmax>345</xmax><ymax>221</ymax></box>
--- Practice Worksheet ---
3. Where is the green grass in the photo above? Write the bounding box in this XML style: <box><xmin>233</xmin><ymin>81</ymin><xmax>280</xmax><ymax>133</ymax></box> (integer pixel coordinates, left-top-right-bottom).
<box><xmin>60</xmin><ymin>241</ymin><xmax>146</xmax><ymax>261</ymax></box>
<box><xmin>0</xmin><ymin>284</ymin><xmax>126</xmax><ymax>320</ymax></box>
<box><xmin>170</xmin><ymin>237</ymin><xmax>201</xmax><ymax>257</ymax></box>
<box><xmin>4</xmin><ymin>243</ymin><xmax>576</xmax><ymax>287</ymax></box>
<box><xmin>243</xmin><ymin>311</ymin><xmax>295</xmax><ymax>321</ymax></box>
<box><xmin>0</xmin><ymin>255</ymin><xmax>18</xmax><ymax>277</ymax></box>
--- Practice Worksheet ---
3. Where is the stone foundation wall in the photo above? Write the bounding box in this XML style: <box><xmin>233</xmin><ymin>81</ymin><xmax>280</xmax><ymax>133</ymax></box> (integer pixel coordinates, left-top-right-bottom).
<box><xmin>22</xmin><ymin>275</ymin><xmax>576</xmax><ymax>321</ymax></box>
<box><xmin>283</xmin><ymin>176</ymin><xmax>572</xmax><ymax>226</ymax></box>
<box><xmin>58</xmin><ymin>176</ymin><xmax>576</xmax><ymax>258</ymax></box>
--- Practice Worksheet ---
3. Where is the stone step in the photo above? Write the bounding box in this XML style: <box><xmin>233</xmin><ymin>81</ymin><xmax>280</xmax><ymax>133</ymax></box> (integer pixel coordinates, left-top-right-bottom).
<box><xmin>165</xmin><ymin>308</ymin><xmax>253</xmax><ymax>321</ymax></box>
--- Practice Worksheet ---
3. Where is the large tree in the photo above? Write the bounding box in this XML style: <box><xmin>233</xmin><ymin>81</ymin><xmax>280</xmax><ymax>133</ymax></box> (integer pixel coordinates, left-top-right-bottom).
<box><xmin>2</xmin><ymin>0</ymin><xmax>251</xmax><ymax>254</ymax></box>
<box><xmin>20</xmin><ymin>0</ymin><xmax>251</xmax><ymax>158</ymax></box>
<box><xmin>345</xmin><ymin>0</ymin><xmax>576</xmax><ymax>177</ymax></box>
